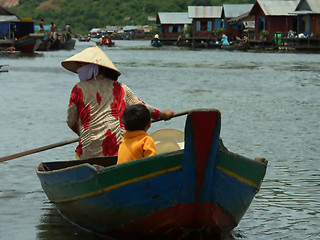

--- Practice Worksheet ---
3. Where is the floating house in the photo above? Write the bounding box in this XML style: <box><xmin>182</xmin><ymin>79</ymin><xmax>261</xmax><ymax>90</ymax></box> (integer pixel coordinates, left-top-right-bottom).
<box><xmin>89</xmin><ymin>28</ymin><xmax>105</xmax><ymax>38</ymax></box>
<box><xmin>0</xmin><ymin>6</ymin><xmax>19</xmax><ymax>46</ymax></box>
<box><xmin>188</xmin><ymin>6</ymin><xmax>223</xmax><ymax>40</ymax></box>
<box><xmin>293</xmin><ymin>0</ymin><xmax>320</xmax><ymax>37</ymax></box>
<box><xmin>222</xmin><ymin>4</ymin><xmax>254</xmax><ymax>40</ymax></box>
<box><xmin>156</xmin><ymin>12</ymin><xmax>192</xmax><ymax>41</ymax></box>
<box><xmin>1</xmin><ymin>7</ymin><xmax>44</xmax><ymax>52</ymax></box>
<box><xmin>249</xmin><ymin>0</ymin><xmax>299</xmax><ymax>40</ymax></box>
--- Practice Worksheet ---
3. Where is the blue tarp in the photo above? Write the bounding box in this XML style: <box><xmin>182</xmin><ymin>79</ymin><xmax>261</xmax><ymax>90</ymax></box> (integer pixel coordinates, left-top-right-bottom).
<box><xmin>0</xmin><ymin>22</ymin><xmax>10</xmax><ymax>39</ymax></box>
<box><xmin>34</xmin><ymin>25</ymin><xmax>51</xmax><ymax>31</ymax></box>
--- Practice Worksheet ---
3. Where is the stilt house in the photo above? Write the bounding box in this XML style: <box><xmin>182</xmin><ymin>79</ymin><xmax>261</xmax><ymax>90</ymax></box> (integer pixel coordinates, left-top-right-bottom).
<box><xmin>188</xmin><ymin>6</ymin><xmax>223</xmax><ymax>40</ymax></box>
<box><xmin>293</xmin><ymin>0</ymin><xmax>320</xmax><ymax>38</ymax></box>
<box><xmin>156</xmin><ymin>12</ymin><xmax>192</xmax><ymax>40</ymax></box>
<box><xmin>222</xmin><ymin>4</ymin><xmax>254</xmax><ymax>40</ymax></box>
<box><xmin>249</xmin><ymin>0</ymin><xmax>299</xmax><ymax>40</ymax></box>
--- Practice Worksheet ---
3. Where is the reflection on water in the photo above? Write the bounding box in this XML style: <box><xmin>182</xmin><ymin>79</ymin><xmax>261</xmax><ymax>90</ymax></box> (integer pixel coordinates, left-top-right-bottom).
<box><xmin>37</xmin><ymin>202</ymin><xmax>238</xmax><ymax>240</ymax></box>
<box><xmin>1</xmin><ymin>40</ymin><xmax>319</xmax><ymax>240</ymax></box>
<box><xmin>37</xmin><ymin>203</ymin><xmax>106</xmax><ymax>240</ymax></box>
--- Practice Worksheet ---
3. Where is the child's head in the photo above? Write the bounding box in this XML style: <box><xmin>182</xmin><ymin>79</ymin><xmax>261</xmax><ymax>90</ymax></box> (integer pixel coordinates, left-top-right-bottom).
<box><xmin>123</xmin><ymin>104</ymin><xmax>151</xmax><ymax>131</ymax></box>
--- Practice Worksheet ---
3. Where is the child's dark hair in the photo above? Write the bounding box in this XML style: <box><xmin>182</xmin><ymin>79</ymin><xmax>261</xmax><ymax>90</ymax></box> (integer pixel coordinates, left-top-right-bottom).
<box><xmin>123</xmin><ymin>104</ymin><xmax>151</xmax><ymax>131</ymax></box>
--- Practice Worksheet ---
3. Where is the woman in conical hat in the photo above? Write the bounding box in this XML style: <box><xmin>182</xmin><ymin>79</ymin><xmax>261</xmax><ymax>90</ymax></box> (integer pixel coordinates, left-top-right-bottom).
<box><xmin>62</xmin><ymin>45</ymin><xmax>174</xmax><ymax>160</ymax></box>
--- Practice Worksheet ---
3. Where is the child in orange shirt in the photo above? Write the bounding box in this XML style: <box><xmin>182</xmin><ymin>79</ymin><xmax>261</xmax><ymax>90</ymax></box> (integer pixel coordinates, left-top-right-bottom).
<box><xmin>117</xmin><ymin>104</ymin><xmax>157</xmax><ymax>164</ymax></box>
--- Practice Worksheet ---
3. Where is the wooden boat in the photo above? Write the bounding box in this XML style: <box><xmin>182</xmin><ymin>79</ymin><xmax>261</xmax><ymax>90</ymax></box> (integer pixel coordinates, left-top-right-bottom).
<box><xmin>37</xmin><ymin>34</ymin><xmax>52</xmax><ymax>51</ymax></box>
<box><xmin>36</xmin><ymin>109</ymin><xmax>267</xmax><ymax>239</ymax></box>
<box><xmin>96</xmin><ymin>41</ymin><xmax>115</xmax><ymax>47</ymax></box>
<box><xmin>221</xmin><ymin>40</ymin><xmax>249</xmax><ymax>51</ymax></box>
<box><xmin>14</xmin><ymin>33</ymin><xmax>44</xmax><ymax>52</ymax></box>
<box><xmin>0</xmin><ymin>64</ymin><xmax>9</xmax><ymax>72</ymax></box>
<box><xmin>58</xmin><ymin>38</ymin><xmax>76</xmax><ymax>50</ymax></box>
<box><xmin>151</xmin><ymin>39</ymin><xmax>162</xmax><ymax>47</ymax></box>
<box><xmin>50</xmin><ymin>37</ymin><xmax>76</xmax><ymax>50</ymax></box>
<box><xmin>79</xmin><ymin>36</ymin><xmax>91</xmax><ymax>42</ymax></box>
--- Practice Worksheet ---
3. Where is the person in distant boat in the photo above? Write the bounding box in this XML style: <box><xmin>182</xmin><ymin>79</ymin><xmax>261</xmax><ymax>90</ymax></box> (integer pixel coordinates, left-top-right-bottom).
<box><xmin>61</xmin><ymin>45</ymin><xmax>175</xmax><ymax>160</ymax></box>
<box><xmin>107</xmin><ymin>35</ymin><xmax>114</xmax><ymax>45</ymax></box>
<box><xmin>101</xmin><ymin>35</ymin><xmax>107</xmax><ymax>45</ymax></box>
<box><xmin>117</xmin><ymin>104</ymin><xmax>157</xmax><ymax>164</ymax></box>
<box><xmin>39</xmin><ymin>19</ymin><xmax>44</xmax><ymax>33</ymax></box>
<box><xmin>65</xmin><ymin>23</ymin><xmax>72</xmax><ymax>41</ymax></box>
<box><xmin>221</xmin><ymin>34</ymin><xmax>229</xmax><ymax>46</ymax></box>
<box><xmin>50</xmin><ymin>22</ymin><xmax>57</xmax><ymax>39</ymax></box>
<box><xmin>6</xmin><ymin>45</ymin><xmax>16</xmax><ymax>52</ymax></box>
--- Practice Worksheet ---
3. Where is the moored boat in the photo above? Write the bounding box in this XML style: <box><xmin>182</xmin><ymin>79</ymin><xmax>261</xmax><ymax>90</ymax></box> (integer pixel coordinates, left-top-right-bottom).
<box><xmin>36</xmin><ymin>109</ymin><xmax>267</xmax><ymax>239</ymax></box>
<box><xmin>14</xmin><ymin>32</ymin><xmax>44</xmax><ymax>52</ymax></box>
<box><xmin>96</xmin><ymin>41</ymin><xmax>115</xmax><ymax>47</ymax></box>
<box><xmin>0</xmin><ymin>15</ymin><xmax>44</xmax><ymax>52</ymax></box>
<box><xmin>50</xmin><ymin>37</ymin><xmax>76</xmax><ymax>50</ymax></box>
<box><xmin>151</xmin><ymin>38</ymin><xmax>162</xmax><ymax>47</ymax></box>
<box><xmin>221</xmin><ymin>40</ymin><xmax>249</xmax><ymax>51</ymax></box>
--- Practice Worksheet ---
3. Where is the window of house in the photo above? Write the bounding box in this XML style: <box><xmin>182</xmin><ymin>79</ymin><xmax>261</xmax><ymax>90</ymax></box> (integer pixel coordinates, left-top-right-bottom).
<box><xmin>169</xmin><ymin>26</ymin><xmax>182</xmax><ymax>33</ymax></box>
<box><xmin>196</xmin><ymin>21</ymin><xmax>201</xmax><ymax>31</ymax></box>
<box><xmin>196</xmin><ymin>21</ymin><xmax>210</xmax><ymax>31</ymax></box>
<box><xmin>215</xmin><ymin>19</ymin><xmax>222</xmax><ymax>30</ymax></box>
<box><xmin>257</xmin><ymin>17</ymin><xmax>265</xmax><ymax>32</ymax></box>
<box><xmin>200</xmin><ymin>21</ymin><xmax>207</xmax><ymax>31</ymax></box>
<box><xmin>207</xmin><ymin>21</ymin><xmax>212</xmax><ymax>31</ymax></box>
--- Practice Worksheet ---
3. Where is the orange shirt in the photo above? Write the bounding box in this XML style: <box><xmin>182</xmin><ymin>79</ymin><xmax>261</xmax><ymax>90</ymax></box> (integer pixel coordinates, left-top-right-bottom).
<box><xmin>117</xmin><ymin>130</ymin><xmax>157</xmax><ymax>164</ymax></box>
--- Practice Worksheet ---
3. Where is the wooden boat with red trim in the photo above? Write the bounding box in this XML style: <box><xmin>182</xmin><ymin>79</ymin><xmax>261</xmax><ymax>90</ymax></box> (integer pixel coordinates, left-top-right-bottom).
<box><xmin>36</xmin><ymin>109</ymin><xmax>267</xmax><ymax>239</ymax></box>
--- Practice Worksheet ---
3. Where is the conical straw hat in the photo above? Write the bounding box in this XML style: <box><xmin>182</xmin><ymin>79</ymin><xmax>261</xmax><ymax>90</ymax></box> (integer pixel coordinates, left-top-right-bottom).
<box><xmin>61</xmin><ymin>45</ymin><xmax>121</xmax><ymax>76</ymax></box>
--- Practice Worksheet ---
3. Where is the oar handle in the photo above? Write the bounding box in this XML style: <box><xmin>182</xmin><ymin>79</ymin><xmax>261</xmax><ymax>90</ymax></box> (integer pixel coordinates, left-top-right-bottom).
<box><xmin>0</xmin><ymin>138</ymin><xmax>79</xmax><ymax>163</ymax></box>
<box><xmin>152</xmin><ymin>110</ymin><xmax>191</xmax><ymax>123</ymax></box>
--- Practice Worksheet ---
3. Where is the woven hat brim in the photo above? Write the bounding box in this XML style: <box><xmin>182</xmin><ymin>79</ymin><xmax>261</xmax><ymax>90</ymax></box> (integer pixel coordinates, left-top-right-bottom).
<box><xmin>61</xmin><ymin>45</ymin><xmax>121</xmax><ymax>76</ymax></box>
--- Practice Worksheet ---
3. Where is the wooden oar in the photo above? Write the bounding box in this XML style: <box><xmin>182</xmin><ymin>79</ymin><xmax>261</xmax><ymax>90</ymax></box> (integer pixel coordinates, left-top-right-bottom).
<box><xmin>0</xmin><ymin>138</ymin><xmax>79</xmax><ymax>163</ymax></box>
<box><xmin>0</xmin><ymin>110</ymin><xmax>191</xmax><ymax>163</ymax></box>
<box><xmin>0</xmin><ymin>64</ymin><xmax>9</xmax><ymax>72</ymax></box>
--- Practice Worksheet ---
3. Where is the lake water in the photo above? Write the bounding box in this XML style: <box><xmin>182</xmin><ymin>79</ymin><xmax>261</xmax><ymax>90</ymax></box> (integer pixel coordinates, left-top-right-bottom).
<box><xmin>0</xmin><ymin>40</ymin><xmax>319</xmax><ymax>240</ymax></box>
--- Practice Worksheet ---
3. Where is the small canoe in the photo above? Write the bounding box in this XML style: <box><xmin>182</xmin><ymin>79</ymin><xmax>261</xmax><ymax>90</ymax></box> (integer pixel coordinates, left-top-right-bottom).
<box><xmin>151</xmin><ymin>39</ymin><xmax>162</xmax><ymax>47</ymax></box>
<box><xmin>96</xmin><ymin>41</ymin><xmax>115</xmax><ymax>47</ymax></box>
<box><xmin>221</xmin><ymin>40</ymin><xmax>249</xmax><ymax>51</ymax></box>
<box><xmin>36</xmin><ymin>109</ymin><xmax>267</xmax><ymax>239</ymax></box>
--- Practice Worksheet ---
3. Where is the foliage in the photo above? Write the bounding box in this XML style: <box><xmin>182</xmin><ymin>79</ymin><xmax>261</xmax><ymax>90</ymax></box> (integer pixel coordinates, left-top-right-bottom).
<box><xmin>150</xmin><ymin>26</ymin><xmax>161</xmax><ymax>37</ymax></box>
<box><xmin>260</xmin><ymin>30</ymin><xmax>269</xmax><ymax>36</ymax></box>
<box><xmin>7</xmin><ymin>0</ymin><xmax>255</xmax><ymax>35</ymax></box>
<box><xmin>183</xmin><ymin>25</ymin><xmax>193</xmax><ymax>37</ymax></box>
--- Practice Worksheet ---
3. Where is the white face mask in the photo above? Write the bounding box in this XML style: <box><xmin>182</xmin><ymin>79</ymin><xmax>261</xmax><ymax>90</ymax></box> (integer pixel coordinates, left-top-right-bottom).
<box><xmin>77</xmin><ymin>64</ymin><xmax>99</xmax><ymax>81</ymax></box>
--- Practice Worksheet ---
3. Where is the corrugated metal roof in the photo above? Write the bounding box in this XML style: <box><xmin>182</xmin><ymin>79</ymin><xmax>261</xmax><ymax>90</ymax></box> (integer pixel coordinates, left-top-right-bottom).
<box><xmin>256</xmin><ymin>0</ymin><xmax>299</xmax><ymax>16</ymax></box>
<box><xmin>295</xmin><ymin>0</ymin><xmax>320</xmax><ymax>14</ymax></box>
<box><xmin>0</xmin><ymin>15</ymin><xmax>19</xmax><ymax>22</ymax></box>
<box><xmin>157</xmin><ymin>12</ymin><xmax>192</xmax><ymax>24</ymax></box>
<box><xmin>0</xmin><ymin>6</ymin><xmax>19</xmax><ymax>22</ymax></box>
<box><xmin>188</xmin><ymin>6</ymin><xmax>222</xmax><ymax>18</ymax></box>
<box><xmin>123</xmin><ymin>26</ymin><xmax>138</xmax><ymax>31</ymax></box>
<box><xmin>223</xmin><ymin>4</ymin><xmax>254</xmax><ymax>18</ymax></box>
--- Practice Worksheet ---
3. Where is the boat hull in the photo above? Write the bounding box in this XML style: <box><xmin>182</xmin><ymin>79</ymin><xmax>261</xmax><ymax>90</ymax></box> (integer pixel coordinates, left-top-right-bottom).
<box><xmin>37</xmin><ymin>109</ymin><xmax>267</xmax><ymax>239</ymax></box>
<box><xmin>14</xmin><ymin>33</ymin><xmax>43</xmax><ymax>52</ymax></box>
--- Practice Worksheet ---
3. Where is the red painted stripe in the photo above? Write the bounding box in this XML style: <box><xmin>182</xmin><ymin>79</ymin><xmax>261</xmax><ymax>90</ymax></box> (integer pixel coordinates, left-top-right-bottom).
<box><xmin>192</xmin><ymin>112</ymin><xmax>217</xmax><ymax>203</ymax></box>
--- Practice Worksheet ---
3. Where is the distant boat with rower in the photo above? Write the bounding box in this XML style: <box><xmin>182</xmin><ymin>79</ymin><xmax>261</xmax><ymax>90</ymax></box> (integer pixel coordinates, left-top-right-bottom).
<box><xmin>151</xmin><ymin>34</ymin><xmax>162</xmax><ymax>47</ymax></box>
<box><xmin>96</xmin><ymin>35</ymin><xmax>115</xmax><ymax>47</ymax></box>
